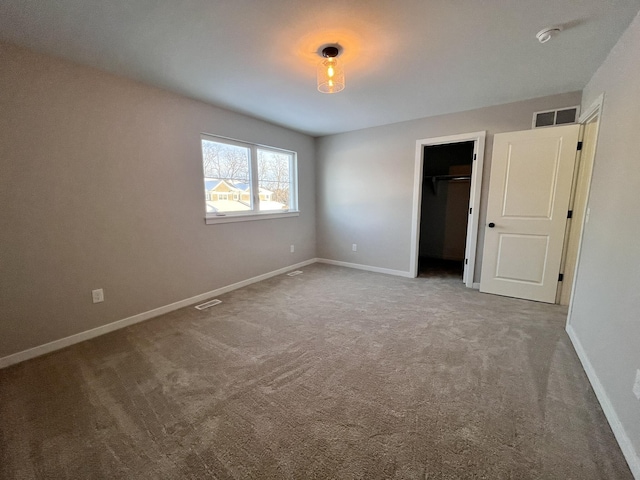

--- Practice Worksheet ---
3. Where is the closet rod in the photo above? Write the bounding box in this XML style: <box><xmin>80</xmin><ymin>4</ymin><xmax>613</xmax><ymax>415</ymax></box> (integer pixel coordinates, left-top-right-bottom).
<box><xmin>424</xmin><ymin>174</ymin><xmax>471</xmax><ymax>181</ymax></box>
<box><xmin>425</xmin><ymin>174</ymin><xmax>471</xmax><ymax>194</ymax></box>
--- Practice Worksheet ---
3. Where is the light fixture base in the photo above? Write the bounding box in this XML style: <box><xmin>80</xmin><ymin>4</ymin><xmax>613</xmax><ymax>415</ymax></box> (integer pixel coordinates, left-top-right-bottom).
<box><xmin>321</xmin><ymin>46</ymin><xmax>340</xmax><ymax>58</ymax></box>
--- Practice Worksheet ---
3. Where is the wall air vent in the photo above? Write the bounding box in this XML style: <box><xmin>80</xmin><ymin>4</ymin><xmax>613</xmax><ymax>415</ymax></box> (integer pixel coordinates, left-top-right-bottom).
<box><xmin>287</xmin><ymin>270</ymin><xmax>303</xmax><ymax>277</ymax></box>
<box><xmin>195</xmin><ymin>299</ymin><xmax>222</xmax><ymax>310</ymax></box>
<box><xmin>533</xmin><ymin>106</ymin><xmax>580</xmax><ymax>128</ymax></box>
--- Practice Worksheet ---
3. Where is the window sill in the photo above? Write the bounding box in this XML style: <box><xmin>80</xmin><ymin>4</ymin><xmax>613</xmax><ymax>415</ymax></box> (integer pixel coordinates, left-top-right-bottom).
<box><xmin>205</xmin><ymin>211</ymin><xmax>300</xmax><ymax>225</ymax></box>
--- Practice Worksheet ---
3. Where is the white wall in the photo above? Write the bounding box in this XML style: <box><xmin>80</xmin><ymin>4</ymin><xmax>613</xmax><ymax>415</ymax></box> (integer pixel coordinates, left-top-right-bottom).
<box><xmin>315</xmin><ymin>92</ymin><xmax>581</xmax><ymax>277</ymax></box>
<box><xmin>568</xmin><ymin>10</ymin><xmax>640</xmax><ymax>476</ymax></box>
<box><xmin>0</xmin><ymin>42</ymin><xmax>316</xmax><ymax>359</ymax></box>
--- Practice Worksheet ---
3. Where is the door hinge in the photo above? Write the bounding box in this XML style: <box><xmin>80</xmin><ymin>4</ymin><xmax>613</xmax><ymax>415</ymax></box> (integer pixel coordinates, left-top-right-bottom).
<box><xmin>567</xmin><ymin>210</ymin><xmax>573</xmax><ymax>219</ymax></box>
<box><xmin>577</xmin><ymin>141</ymin><xmax>583</xmax><ymax>151</ymax></box>
<box><xmin>473</xmin><ymin>153</ymin><xmax>477</xmax><ymax>160</ymax></box>
<box><xmin>469</xmin><ymin>207</ymin><xmax>472</xmax><ymax>215</ymax></box>
<box><xmin>465</xmin><ymin>259</ymin><xmax>468</xmax><ymax>265</ymax></box>
<box><xmin>558</xmin><ymin>273</ymin><xmax>564</xmax><ymax>282</ymax></box>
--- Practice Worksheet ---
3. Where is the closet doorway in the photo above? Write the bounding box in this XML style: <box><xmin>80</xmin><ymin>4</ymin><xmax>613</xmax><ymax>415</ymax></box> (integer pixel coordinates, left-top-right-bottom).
<box><xmin>420</xmin><ymin>141</ymin><xmax>474</xmax><ymax>277</ymax></box>
<box><xmin>410</xmin><ymin>132</ymin><xmax>486</xmax><ymax>286</ymax></box>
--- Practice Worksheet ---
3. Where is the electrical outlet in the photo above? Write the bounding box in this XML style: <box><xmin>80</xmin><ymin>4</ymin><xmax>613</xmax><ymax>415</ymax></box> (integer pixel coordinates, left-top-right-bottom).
<box><xmin>92</xmin><ymin>288</ymin><xmax>104</xmax><ymax>304</ymax></box>
<box><xmin>290</xmin><ymin>244</ymin><xmax>295</xmax><ymax>253</ymax></box>
<box><xmin>352</xmin><ymin>244</ymin><xmax>357</xmax><ymax>252</ymax></box>
<box><xmin>633</xmin><ymin>370</ymin><xmax>640</xmax><ymax>400</ymax></box>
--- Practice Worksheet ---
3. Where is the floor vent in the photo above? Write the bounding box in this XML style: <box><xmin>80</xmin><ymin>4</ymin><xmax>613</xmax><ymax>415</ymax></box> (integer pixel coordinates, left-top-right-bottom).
<box><xmin>287</xmin><ymin>270</ymin><xmax>303</xmax><ymax>277</ymax></box>
<box><xmin>195</xmin><ymin>299</ymin><xmax>222</xmax><ymax>310</ymax></box>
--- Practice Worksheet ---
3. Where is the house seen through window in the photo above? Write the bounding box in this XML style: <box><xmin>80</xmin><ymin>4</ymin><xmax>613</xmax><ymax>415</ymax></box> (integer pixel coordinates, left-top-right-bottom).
<box><xmin>201</xmin><ymin>135</ymin><xmax>297</xmax><ymax>218</ymax></box>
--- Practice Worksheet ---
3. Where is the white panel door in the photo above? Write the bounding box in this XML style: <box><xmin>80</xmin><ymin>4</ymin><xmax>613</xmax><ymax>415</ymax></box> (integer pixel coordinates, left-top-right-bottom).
<box><xmin>480</xmin><ymin>124</ymin><xmax>580</xmax><ymax>303</ymax></box>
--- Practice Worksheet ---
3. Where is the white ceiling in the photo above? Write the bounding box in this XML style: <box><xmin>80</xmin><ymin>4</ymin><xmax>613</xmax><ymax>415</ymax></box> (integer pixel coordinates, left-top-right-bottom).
<box><xmin>1</xmin><ymin>0</ymin><xmax>639</xmax><ymax>136</ymax></box>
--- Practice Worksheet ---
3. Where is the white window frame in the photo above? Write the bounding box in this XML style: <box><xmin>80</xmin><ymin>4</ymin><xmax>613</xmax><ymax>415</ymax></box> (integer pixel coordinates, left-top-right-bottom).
<box><xmin>201</xmin><ymin>133</ymin><xmax>299</xmax><ymax>224</ymax></box>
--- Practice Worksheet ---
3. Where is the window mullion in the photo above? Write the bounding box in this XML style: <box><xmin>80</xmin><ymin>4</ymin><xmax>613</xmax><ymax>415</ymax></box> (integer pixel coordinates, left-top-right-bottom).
<box><xmin>250</xmin><ymin>145</ymin><xmax>260</xmax><ymax>212</ymax></box>
<box><xmin>290</xmin><ymin>153</ymin><xmax>298</xmax><ymax>211</ymax></box>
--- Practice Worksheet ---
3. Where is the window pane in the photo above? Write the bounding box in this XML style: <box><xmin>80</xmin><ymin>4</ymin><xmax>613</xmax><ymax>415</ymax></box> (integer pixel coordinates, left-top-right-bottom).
<box><xmin>257</xmin><ymin>149</ymin><xmax>293</xmax><ymax>211</ymax></box>
<box><xmin>535</xmin><ymin>111</ymin><xmax>555</xmax><ymax>127</ymax></box>
<box><xmin>556</xmin><ymin>108</ymin><xmax>577</xmax><ymax>124</ymax></box>
<box><xmin>202</xmin><ymin>139</ymin><xmax>252</xmax><ymax>214</ymax></box>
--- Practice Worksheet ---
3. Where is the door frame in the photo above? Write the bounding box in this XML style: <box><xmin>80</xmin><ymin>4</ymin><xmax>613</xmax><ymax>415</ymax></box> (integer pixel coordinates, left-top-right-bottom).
<box><xmin>566</xmin><ymin>94</ymin><xmax>604</xmax><ymax>318</ymax></box>
<box><xmin>410</xmin><ymin>131</ymin><xmax>486</xmax><ymax>286</ymax></box>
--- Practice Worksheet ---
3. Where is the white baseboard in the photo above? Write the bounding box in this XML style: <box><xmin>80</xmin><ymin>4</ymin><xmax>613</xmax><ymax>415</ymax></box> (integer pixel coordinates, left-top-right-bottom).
<box><xmin>0</xmin><ymin>258</ymin><xmax>318</xmax><ymax>370</ymax></box>
<box><xmin>566</xmin><ymin>324</ymin><xmax>640</xmax><ymax>479</ymax></box>
<box><xmin>316</xmin><ymin>258</ymin><xmax>413</xmax><ymax>278</ymax></box>
<box><xmin>472</xmin><ymin>282</ymin><xmax>481</xmax><ymax>290</ymax></box>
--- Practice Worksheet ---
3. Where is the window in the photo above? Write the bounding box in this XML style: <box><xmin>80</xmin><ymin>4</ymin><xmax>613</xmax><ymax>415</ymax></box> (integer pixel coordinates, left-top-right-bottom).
<box><xmin>201</xmin><ymin>134</ymin><xmax>298</xmax><ymax>223</ymax></box>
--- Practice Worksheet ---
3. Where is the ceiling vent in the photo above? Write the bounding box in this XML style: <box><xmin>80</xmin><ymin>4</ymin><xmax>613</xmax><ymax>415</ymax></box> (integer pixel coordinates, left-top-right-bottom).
<box><xmin>532</xmin><ymin>106</ymin><xmax>580</xmax><ymax>129</ymax></box>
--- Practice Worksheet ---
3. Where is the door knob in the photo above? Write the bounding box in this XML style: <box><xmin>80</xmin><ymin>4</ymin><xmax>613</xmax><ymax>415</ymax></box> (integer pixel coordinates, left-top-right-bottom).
<box><xmin>488</xmin><ymin>222</ymin><xmax>495</xmax><ymax>228</ymax></box>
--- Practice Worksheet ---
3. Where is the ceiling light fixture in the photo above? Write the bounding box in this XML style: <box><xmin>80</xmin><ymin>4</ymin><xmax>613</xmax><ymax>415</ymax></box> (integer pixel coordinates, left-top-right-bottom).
<box><xmin>536</xmin><ymin>26</ymin><xmax>562</xmax><ymax>44</ymax></box>
<box><xmin>317</xmin><ymin>45</ymin><xmax>345</xmax><ymax>94</ymax></box>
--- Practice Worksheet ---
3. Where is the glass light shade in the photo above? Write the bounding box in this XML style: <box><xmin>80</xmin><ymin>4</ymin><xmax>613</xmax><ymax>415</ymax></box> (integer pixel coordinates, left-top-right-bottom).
<box><xmin>317</xmin><ymin>57</ymin><xmax>345</xmax><ymax>94</ymax></box>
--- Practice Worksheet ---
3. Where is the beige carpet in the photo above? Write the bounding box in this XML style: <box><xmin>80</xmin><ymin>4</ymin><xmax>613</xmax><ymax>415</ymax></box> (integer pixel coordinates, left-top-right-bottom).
<box><xmin>0</xmin><ymin>263</ymin><xmax>632</xmax><ymax>479</ymax></box>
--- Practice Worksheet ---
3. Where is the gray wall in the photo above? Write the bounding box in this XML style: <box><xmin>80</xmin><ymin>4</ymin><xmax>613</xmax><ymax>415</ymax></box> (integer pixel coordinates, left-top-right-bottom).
<box><xmin>315</xmin><ymin>91</ymin><xmax>582</xmax><ymax>277</ymax></box>
<box><xmin>570</xmin><ymin>10</ymin><xmax>640</xmax><ymax>467</ymax></box>
<box><xmin>0</xmin><ymin>42</ymin><xmax>316</xmax><ymax>358</ymax></box>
